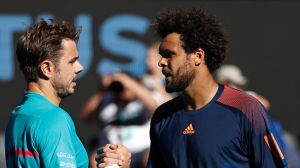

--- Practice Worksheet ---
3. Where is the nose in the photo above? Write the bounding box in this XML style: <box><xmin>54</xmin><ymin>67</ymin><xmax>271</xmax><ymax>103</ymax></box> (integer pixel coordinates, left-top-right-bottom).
<box><xmin>158</xmin><ymin>57</ymin><xmax>167</xmax><ymax>68</ymax></box>
<box><xmin>75</xmin><ymin>61</ymin><xmax>84</xmax><ymax>74</ymax></box>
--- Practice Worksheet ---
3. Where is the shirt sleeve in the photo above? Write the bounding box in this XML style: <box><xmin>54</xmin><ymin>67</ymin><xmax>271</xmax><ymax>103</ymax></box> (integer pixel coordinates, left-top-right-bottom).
<box><xmin>242</xmin><ymin>103</ymin><xmax>288</xmax><ymax>168</ymax></box>
<box><xmin>32</xmin><ymin>109</ymin><xmax>78</xmax><ymax>168</ymax></box>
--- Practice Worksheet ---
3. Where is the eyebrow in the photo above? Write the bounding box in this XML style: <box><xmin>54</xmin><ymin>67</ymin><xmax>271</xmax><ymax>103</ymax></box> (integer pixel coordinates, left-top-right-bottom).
<box><xmin>159</xmin><ymin>48</ymin><xmax>175</xmax><ymax>56</ymax></box>
<box><xmin>69</xmin><ymin>56</ymin><xmax>79</xmax><ymax>63</ymax></box>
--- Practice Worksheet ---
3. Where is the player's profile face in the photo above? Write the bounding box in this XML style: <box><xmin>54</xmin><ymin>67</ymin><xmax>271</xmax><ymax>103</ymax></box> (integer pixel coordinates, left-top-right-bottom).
<box><xmin>158</xmin><ymin>33</ymin><xmax>195</xmax><ymax>93</ymax></box>
<box><xmin>52</xmin><ymin>39</ymin><xmax>83</xmax><ymax>98</ymax></box>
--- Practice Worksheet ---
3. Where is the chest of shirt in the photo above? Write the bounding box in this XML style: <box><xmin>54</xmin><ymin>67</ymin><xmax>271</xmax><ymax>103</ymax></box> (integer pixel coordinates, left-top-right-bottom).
<box><xmin>153</xmin><ymin>106</ymin><xmax>246</xmax><ymax>158</ymax></box>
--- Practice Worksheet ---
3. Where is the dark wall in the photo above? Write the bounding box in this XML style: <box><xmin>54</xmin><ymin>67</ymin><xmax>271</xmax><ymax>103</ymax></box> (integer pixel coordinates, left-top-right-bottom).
<box><xmin>1</xmin><ymin>1</ymin><xmax>299</xmax><ymax>149</ymax></box>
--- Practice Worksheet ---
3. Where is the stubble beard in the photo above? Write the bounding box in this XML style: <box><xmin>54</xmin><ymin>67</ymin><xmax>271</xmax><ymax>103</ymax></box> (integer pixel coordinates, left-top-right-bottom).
<box><xmin>165</xmin><ymin>63</ymin><xmax>195</xmax><ymax>93</ymax></box>
<box><xmin>53</xmin><ymin>69</ymin><xmax>74</xmax><ymax>99</ymax></box>
<box><xmin>55</xmin><ymin>85</ymin><xmax>73</xmax><ymax>99</ymax></box>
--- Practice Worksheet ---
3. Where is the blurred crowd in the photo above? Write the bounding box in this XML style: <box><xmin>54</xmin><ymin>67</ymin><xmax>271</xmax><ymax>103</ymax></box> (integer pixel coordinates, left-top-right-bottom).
<box><xmin>80</xmin><ymin>42</ymin><xmax>174</xmax><ymax>168</ymax></box>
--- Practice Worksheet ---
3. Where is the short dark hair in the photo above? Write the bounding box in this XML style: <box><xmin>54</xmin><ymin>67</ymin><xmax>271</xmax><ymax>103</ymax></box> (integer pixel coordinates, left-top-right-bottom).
<box><xmin>16</xmin><ymin>19</ymin><xmax>81</xmax><ymax>82</ymax></box>
<box><xmin>154</xmin><ymin>8</ymin><xmax>227</xmax><ymax>73</ymax></box>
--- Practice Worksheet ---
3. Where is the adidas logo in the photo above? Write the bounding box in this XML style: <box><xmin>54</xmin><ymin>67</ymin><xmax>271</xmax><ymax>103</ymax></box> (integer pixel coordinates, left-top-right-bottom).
<box><xmin>183</xmin><ymin>123</ymin><xmax>195</xmax><ymax>134</ymax></box>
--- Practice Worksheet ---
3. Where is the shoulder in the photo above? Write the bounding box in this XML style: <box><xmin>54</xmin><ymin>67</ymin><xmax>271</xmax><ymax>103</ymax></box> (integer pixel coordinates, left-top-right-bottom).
<box><xmin>217</xmin><ymin>86</ymin><xmax>264</xmax><ymax>112</ymax></box>
<box><xmin>18</xmin><ymin>97</ymin><xmax>74</xmax><ymax>130</ymax></box>
<box><xmin>31</xmin><ymin>108</ymin><xmax>76</xmax><ymax>150</ymax></box>
<box><xmin>22</xmin><ymin>93</ymin><xmax>74</xmax><ymax>125</ymax></box>
<box><xmin>31</xmin><ymin>106</ymin><xmax>75</xmax><ymax>139</ymax></box>
<box><xmin>151</xmin><ymin>95</ymin><xmax>183</xmax><ymax>124</ymax></box>
<box><xmin>217</xmin><ymin>86</ymin><xmax>269</xmax><ymax>133</ymax></box>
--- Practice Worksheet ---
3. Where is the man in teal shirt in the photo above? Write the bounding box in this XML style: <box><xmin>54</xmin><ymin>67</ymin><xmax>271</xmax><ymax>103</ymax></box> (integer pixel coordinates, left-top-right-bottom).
<box><xmin>5</xmin><ymin>19</ymin><xmax>131</xmax><ymax>168</ymax></box>
<box><xmin>5</xmin><ymin>19</ymin><xmax>88</xmax><ymax>167</ymax></box>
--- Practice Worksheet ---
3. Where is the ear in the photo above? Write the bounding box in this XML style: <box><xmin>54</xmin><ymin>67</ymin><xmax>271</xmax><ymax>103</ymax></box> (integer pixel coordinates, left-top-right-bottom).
<box><xmin>39</xmin><ymin>60</ymin><xmax>55</xmax><ymax>79</ymax></box>
<box><xmin>194</xmin><ymin>48</ymin><xmax>205</xmax><ymax>66</ymax></box>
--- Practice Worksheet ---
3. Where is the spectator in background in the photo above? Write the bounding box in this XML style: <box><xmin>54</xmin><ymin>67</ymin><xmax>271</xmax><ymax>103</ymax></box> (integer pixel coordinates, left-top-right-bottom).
<box><xmin>215</xmin><ymin>64</ymin><xmax>270</xmax><ymax>108</ymax></box>
<box><xmin>81</xmin><ymin>72</ymin><xmax>154</xmax><ymax>168</ymax></box>
<box><xmin>215</xmin><ymin>64</ymin><xmax>300</xmax><ymax>167</ymax></box>
<box><xmin>215</xmin><ymin>64</ymin><xmax>248</xmax><ymax>89</ymax></box>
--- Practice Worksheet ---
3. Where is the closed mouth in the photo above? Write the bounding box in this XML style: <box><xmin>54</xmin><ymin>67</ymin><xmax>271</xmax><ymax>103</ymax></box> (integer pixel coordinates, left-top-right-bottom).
<box><xmin>162</xmin><ymin>69</ymin><xmax>171</xmax><ymax>77</ymax></box>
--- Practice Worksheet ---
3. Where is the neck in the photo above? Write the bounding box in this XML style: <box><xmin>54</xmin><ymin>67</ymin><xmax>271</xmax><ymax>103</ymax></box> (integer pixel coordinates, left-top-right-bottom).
<box><xmin>27</xmin><ymin>80</ymin><xmax>61</xmax><ymax>106</ymax></box>
<box><xmin>182</xmin><ymin>71</ymin><xmax>219</xmax><ymax>111</ymax></box>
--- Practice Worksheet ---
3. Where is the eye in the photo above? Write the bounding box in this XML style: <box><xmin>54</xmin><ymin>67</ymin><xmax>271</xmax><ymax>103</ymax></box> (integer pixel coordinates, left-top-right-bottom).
<box><xmin>69</xmin><ymin>56</ymin><xmax>78</xmax><ymax>64</ymax></box>
<box><xmin>159</xmin><ymin>50</ymin><xmax>174</xmax><ymax>58</ymax></box>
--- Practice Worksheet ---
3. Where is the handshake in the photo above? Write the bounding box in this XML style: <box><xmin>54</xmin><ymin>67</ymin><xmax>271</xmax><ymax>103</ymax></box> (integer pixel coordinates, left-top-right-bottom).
<box><xmin>95</xmin><ymin>144</ymin><xmax>131</xmax><ymax>168</ymax></box>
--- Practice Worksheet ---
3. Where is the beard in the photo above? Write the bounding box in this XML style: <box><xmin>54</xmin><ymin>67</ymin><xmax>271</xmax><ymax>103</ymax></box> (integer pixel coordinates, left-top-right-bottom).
<box><xmin>165</xmin><ymin>63</ymin><xmax>195</xmax><ymax>93</ymax></box>
<box><xmin>52</xmin><ymin>70</ymin><xmax>75</xmax><ymax>99</ymax></box>
<box><xmin>54</xmin><ymin>84</ymin><xmax>73</xmax><ymax>99</ymax></box>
